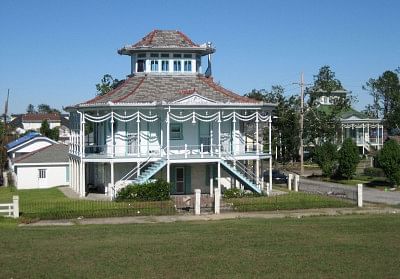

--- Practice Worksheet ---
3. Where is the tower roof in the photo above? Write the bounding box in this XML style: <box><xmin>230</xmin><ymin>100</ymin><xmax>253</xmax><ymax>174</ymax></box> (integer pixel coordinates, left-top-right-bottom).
<box><xmin>118</xmin><ymin>30</ymin><xmax>215</xmax><ymax>56</ymax></box>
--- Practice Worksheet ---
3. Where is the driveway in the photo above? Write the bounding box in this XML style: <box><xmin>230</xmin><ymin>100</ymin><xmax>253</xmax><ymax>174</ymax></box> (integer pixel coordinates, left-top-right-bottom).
<box><xmin>299</xmin><ymin>177</ymin><xmax>400</xmax><ymax>205</ymax></box>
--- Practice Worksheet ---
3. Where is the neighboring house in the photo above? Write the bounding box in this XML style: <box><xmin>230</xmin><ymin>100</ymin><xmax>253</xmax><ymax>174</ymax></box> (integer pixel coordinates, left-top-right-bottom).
<box><xmin>12</xmin><ymin>144</ymin><xmax>69</xmax><ymax>189</ymax></box>
<box><xmin>5</xmin><ymin>132</ymin><xmax>57</xmax><ymax>162</ymax></box>
<box><xmin>65</xmin><ymin>30</ymin><xmax>275</xmax><ymax>198</ymax></box>
<box><xmin>315</xmin><ymin>90</ymin><xmax>384</xmax><ymax>154</ymax></box>
<box><xmin>9</xmin><ymin>113</ymin><xmax>71</xmax><ymax>144</ymax></box>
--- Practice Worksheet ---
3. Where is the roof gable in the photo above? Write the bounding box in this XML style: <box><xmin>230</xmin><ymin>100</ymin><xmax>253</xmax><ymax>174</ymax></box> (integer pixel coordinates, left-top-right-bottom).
<box><xmin>5</xmin><ymin>132</ymin><xmax>40</xmax><ymax>150</ymax></box>
<box><xmin>14</xmin><ymin>144</ymin><xmax>69</xmax><ymax>164</ymax></box>
<box><xmin>172</xmin><ymin>93</ymin><xmax>218</xmax><ymax>105</ymax></box>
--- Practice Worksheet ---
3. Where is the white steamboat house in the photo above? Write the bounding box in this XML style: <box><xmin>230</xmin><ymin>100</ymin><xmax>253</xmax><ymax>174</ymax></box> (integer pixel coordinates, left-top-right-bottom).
<box><xmin>66</xmin><ymin>30</ymin><xmax>275</xmax><ymax>198</ymax></box>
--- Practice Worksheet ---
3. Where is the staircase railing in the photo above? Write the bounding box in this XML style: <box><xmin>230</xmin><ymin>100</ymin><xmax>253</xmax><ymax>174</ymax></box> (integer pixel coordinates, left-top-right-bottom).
<box><xmin>221</xmin><ymin>152</ymin><xmax>263</xmax><ymax>190</ymax></box>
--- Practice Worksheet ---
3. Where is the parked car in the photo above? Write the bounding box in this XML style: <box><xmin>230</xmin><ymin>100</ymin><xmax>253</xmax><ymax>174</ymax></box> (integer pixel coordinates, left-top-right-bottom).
<box><xmin>263</xmin><ymin>169</ymin><xmax>288</xmax><ymax>184</ymax></box>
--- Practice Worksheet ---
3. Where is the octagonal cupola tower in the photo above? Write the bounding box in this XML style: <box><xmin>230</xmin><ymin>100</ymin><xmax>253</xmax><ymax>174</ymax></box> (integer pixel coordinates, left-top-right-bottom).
<box><xmin>118</xmin><ymin>30</ymin><xmax>215</xmax><ymax>76</ymax></box>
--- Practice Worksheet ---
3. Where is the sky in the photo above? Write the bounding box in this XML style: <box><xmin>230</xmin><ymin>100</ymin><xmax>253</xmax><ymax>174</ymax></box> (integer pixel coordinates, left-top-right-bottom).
<box><xmin>0</xmin><ymin>0</ymin><xmax>399</xmax><ymax>114</ymax></box>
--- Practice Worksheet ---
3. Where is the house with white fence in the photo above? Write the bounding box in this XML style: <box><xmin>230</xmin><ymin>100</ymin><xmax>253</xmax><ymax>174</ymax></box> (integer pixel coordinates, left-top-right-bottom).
<box><xmin>65</xmin><ymin>30</ymin><xmax>275</xmax><ymax>198</ymax></box>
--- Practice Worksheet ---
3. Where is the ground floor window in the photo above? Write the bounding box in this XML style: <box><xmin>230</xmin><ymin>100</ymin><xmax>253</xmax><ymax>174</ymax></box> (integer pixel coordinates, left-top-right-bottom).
<box><xmin>38</xmin><ymin>169</ymin><xmax>46</xmax><ymax>179</ymax></box>
<box><xmin>175</xmin><ymin>167</ymin><xmax>184</xmax><ymax>193</ymax></box>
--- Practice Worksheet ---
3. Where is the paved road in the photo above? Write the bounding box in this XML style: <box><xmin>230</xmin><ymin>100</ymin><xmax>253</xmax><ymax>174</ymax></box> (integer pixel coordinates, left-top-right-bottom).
<box><xmin>299</xmin><ymin>177</ymin><xmax>400</xmax><ymax>205</ymax></box>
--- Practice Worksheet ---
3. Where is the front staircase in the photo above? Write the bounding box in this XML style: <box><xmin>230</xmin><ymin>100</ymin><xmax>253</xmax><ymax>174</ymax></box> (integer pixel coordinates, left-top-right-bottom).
<box><xmin>114</xmin><ymin>159</ymin><xmax>167</xmax><ymax>193</ymax></box>
<box><xmin>220</xmin><ymin>157</ymin><xmax>262</xmax><ymax>194</ymax></box>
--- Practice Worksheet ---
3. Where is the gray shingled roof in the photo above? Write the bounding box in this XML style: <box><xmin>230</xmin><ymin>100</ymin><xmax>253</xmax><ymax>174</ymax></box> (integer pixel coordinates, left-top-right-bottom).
<box><xmin>83</xmin><ymin>74</ymin><xmax>257</xmax><ymax>106</ymax></box>
<box><xmin>14</xmin><ymin>144</ymin><xmax>69</xmax><ymax>164</ymax></box>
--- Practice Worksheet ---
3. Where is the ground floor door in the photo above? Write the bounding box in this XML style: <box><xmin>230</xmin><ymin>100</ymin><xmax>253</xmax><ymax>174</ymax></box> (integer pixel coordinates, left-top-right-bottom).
<box><xmin>171</xmin><ymin>165</ymin><xmax>191</xmax><ymax>194</ymax></box>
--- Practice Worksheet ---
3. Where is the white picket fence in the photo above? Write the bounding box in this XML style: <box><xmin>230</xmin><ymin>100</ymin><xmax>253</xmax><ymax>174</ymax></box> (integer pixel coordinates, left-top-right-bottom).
<box><xmin>0</xmin><ymin>195</ymin><xmax>19</xmax><ymax>218</ymax></box>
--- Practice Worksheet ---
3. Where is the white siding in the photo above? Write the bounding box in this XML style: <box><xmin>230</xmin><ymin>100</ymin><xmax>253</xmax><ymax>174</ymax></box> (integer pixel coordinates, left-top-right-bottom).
<box><xmin>15</xmin><ymin>164</ymin><xmax>69</xmax><ymax>189</ymax></box>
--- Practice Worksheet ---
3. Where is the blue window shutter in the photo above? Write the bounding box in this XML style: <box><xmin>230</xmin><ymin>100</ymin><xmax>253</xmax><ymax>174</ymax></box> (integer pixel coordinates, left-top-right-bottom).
<box><xmin>184</xmin><ymin>166</ymin><xmax>191</xmax><ymax>194</ymax></box>
<box><xmin>205</xmin><ymin>164</ymin><xmax>210</xmax><ymax>186</ymax></box>
<box><xmin>171</xmin><ymin>165</ymin><xmax>176</xmax><ymax>193</ymax></box>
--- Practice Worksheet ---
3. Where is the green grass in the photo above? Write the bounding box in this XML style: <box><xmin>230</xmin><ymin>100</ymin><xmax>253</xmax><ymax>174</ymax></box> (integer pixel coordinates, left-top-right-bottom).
<box><xmin>0</xmin><ymin>187</ymin><xmax>176</xmax><ymax>220</ymax></box>
<box><xmin>225</xmin><ymin>192</ymin><xmax>355</xmax><ymax>211</ymax></box>
<box><xmin>1</xmin><ymin>215</ymin><xmax>400</xmax><ymax>278</ymax></box>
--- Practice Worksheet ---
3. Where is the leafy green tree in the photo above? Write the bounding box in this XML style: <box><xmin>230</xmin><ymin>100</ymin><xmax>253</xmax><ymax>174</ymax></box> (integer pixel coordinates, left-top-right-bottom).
<box><xmin>51</xmin><ymin>127</ymin><xmax>59</xmax><ymax>141</ymax></box>
<box><xmin>313</xmin><ymin>142</ymin><xmax>338</xmax><ymax>177</ymax></box>
<box><xmin>96</xmin><ymin>74</ymin><xmax>124</xmax><ymax>96</ymax></box>
<box><xmin>37</xmin><ymin>104</ymin><xmax>60</xmax><ymax>114</ymax></box>
<box><xmin>337</xmin><ymin>138</ymin><xmax>360</xmax><ymax>179</ymax></box>
<box><xmin>246</xmin><ymin>86</ymin><xmax>300</xmax><ymax>163</ymax></box>
<box><xmin>40</xmin><ymin>119</ymin><xmax>51</xmax><ymax>138</ymax></box>
<box><xmin>26</xmin><ymin>104</ymin><xmax>36</xmax><ymax>114</ymax></box>
<box><xmin>304</xmin><ymin>65</ymin><xmax>352</xmax><ymax>145</ymax></box>
<box><xmin>363</xmin><ymin>70</ymin><xmax>400</xmax><ymax>133</ymax></box>
<box><xmin>377</xmin><ymin>139</ymin><xmax>400</xmax><ymax>187</ymax></box>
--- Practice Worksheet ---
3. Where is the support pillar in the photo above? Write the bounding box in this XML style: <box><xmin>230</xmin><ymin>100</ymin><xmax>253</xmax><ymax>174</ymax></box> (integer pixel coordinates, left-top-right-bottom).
<box><xmin>195</xmin><ymin>189</ymin><xmax>201</xmax><ymax>215</ymax></box>
<box><xmin>110</xmin><ymin>161</ymin><xmax>114</xmax><ymax>198</ymax></box>
<box><xmin>217</xmin><ymin>161</ymin><xmax>221</xmax><ymax>194</ymax></box>
<box><xmin>218</xmin><ymin>112</ymin><xmax>221</xmax><ymax>156</ymax></box>
<box><xmin>256</xmin><ymin>159</ymin><xmax>260</xmax><ymax>189</ymax></box>
<box><xmin>362</xmin><ymin>124</ymin><xmax>365</xmax><ymax>155</ymax></box>
<box><xmin>210</xmin><ymin>165</ymin><xmax>214</xmax><ymax>197</ymax></box>
<box><xmin>214</xmin><ymin>188</ymin><xmax>220</xmax><ymax>214</ymax></box>
<box><xmin>255</xmin><ymin>111</ymin><xmax>259</xmax><ymax>154</ymax></box>
<box><xmin>81</xmin><ymin>161</ymin><xmax>85</xmax><ymax>197</ymax></box>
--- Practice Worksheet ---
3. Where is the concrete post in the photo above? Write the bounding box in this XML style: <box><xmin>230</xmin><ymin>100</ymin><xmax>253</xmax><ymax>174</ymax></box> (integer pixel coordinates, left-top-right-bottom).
<box><xmin>195</xmin><ymin>189</ymin><xmax>201</xmax><ymax>215</ymax></box>
<box><xmin>3</xmin><ymin>171</ymin><xmax>8</xmax><ymax>187</ymax></box>
<box><xmin>214</xmin><ymin>188</ymin><xmax>220</xmax><ymax>214</ymax></box>
<box><xmin>266</xmin><ymin>183</ymin><xmax>270</xmax><ymax>196</ymax></box>
<box><xmin>357</xmin><ymin>184</ymin><xmax>363</xmax><ymax>207</ymax></box>
<box><xmin>294</xmin><ymin>175</ymin><xmax>299</xmax><ymax>192</ymax></box>
<box><xmin>288</xmin><ymin>173</ymin><xmax>293</xmax><ymax>191</ymax></box>
<box><xmin>13</xmin><ymin>195</ymin><xmax>19</xmax><ymax>218</ymax></box>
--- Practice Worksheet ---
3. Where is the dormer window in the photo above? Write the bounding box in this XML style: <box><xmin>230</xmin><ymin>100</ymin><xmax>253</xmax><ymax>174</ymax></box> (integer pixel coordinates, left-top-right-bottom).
<box><xmin>151</xmin><ymin>60</ymin><xmax>159</xmax><ymax>71</ymax></box>
<box><xmin>184</xmin><ymin>60</ymin><xmax>192</xmax><ymax>72</ymax></box>
<box><xmin>161</xmin><ymin>60</ymin><xmax>169</xmax><ymax>72</ymax></box>
<box><xmin>174</xmin><ymin>60</ymin><xmax>181</xmax><ymax>72</ymax></box>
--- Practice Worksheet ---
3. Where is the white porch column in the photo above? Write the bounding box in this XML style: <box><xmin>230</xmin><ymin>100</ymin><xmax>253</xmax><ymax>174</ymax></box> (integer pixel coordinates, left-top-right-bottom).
<box><xmin>232</xmin><ymin>111</ymin><xmax>236</xmax><ymax>155</ymax></box>
<box><xmin>210</xmin><ymin>123</ymin><xmax>214</xmax><ymax>156</ymax></box>
<box><xmin>136</xmin><ymin>110</ymin><xmax>140</xmax><ymax>157</ymax></box>
<box><xmin>218</xmin><ymin>111</ymin><xmax>221</xmax><ymax>157</ymax></box>
<box><xmin>362</xmin><ymin>124</ymin><xmax>365</xmax><ymax>155</ymax></box>
<box><xmin>68</xmin><ymin>158</ymin><xmax>72</xmax><ymax>188</ymax></box>
<box><xmin>255</xmin><ymin>111</ymin><xmax>259</xmax><ymax>154</ymax></box>
<box><xmin>110</xmin><ymin>161</ymin><xmax>114</xmax><ymax>197</ymax></box>
<box><xmin>381</xmin><ymin>125</ymin><xmax>384</xmax><ymax>148</ymax></box>
<box><xmin>341</xmin><ymin>125</ymin><xmax>344</xmax><ymax>143</ymax></box>
<box><xmin>268</xmin><ymin>116</ymin><xmax>272</xmax><ymax>192</ymax></box>
<box><xmin>71</xmin><ymin>159</ymin><xmax>74</xmax><ymax>190</ymax></box>
<box><xmin>166</xmin><ymin>109</ymin><xmax>170</xmax><ymax>182</ymax></box>
<box><xmin>210</xmin><ymin>165</ymin><xmax>214</xmax><ymax>197</ymax></box>
<box><xmin>111</xmin><ymin>111</ymin><xmax>115</xmax><ymax>157</ymax></box>
<box><xmin>80</xmin><ymin>161</ymin><xmax>85</xmax><ymax>197</ymax></box>
<box><xmin>377</xmin><ymin>124</ymin><xmax>380</xmax><ymax>148</ymax></box>
<box><xmin>137</xmin><ymin>161</ymin><xmax>141</xmax><ymax>177</ymax></box>
<box><xmin>256</xmin><ymin>159</ymin><xmax>260</xmax><ymax>189</ymax></box>
<box><xmin>217</xmin><ymin>161</ymin><xmax>221</xmax><ymax>194</ymax></box>
<box><xmin>82</xmin><ymin>112</ymin><xmax>86</xmax><ymax>158</ymax></box>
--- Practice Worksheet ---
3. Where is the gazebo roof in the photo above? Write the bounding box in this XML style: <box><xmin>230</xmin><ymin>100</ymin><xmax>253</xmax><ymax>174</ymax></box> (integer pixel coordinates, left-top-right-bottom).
<box><xmin>118</xmin><ymin>30</ymin><xmax>215</xmax><ymax>56</ymax></box>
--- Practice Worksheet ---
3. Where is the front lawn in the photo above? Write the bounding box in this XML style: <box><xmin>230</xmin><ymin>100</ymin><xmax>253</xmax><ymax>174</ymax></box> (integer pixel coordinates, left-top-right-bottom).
<box><xmin>225</xmin><ymin>192</ymin><xmax>355</xmax><ymax>211</ymax></box>
<box><xmin>1</xmin><ymin>215</ymin><xmax>400</xmax><ymax>278</ymax></box>
<box><xmin>0</xmin><ymin>187</ymin><xmax>176</xmax><ymax>220</ymax></box>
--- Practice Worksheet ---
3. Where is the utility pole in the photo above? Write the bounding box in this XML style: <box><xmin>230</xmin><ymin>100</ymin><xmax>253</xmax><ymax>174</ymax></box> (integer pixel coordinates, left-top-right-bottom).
<box><xmin>293</xmin><ymin>74</ymin><xmax>308</xmax><ymax>176</ymax></box>
<box><xmin>299</xmin><ymin>73</ymin><xmax>304</xmax><ymax>176</ymax></box>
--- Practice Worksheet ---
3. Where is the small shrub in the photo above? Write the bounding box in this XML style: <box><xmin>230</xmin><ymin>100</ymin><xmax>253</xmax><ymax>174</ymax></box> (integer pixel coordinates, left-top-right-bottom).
<box><xmin>364</xmin><ymin>167</ymin><xmax>385</xmax><ymax>178</ymax></box>
<box><xmin>313</xmin><ymin>142</ymin><xmax>338</xmax><ymax>177</ymax></box>
<box><xmin>377</xmin><ymin>140</ymin><xmax>400</xmax><ymax>187</ymax></box>
<box><xmin>337</xmin><ymin>138</ymin><xmax>360</xmax><ymax>179</ymax></box>
<box><xmin>223</xmin><ymin>188</ymin><xmax>244</xmax><ymax>198</ymax></box>
<box><xmin>116</xmin><ymin>179</ymin><xmax>171</xmax><ymax>202</ymax></box>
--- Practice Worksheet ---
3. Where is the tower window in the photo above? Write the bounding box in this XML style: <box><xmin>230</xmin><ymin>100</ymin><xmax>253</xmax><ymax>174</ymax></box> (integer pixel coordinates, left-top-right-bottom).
<box><xmin>151</xmin><ymin>60</ymin><xmax>159</xmax><ymax>71</ymax></box>
<box><xmin>183</xmin><ymin>54</ymin><xmax>192</xmax><ymax>58</ymax></box>
<box><xmin>184</xmin><ymin>60</ymin><xmax>192</xmax><ymax>72</ymax></box>
<box><xmin>137</xmin><ymin>53</ymin><xmax>146</xmax><ymax>58</ymax></box>
<box><xmin>173</xmin><ymin>54</ymin><xmax>182</xmax><ymax>58</ymax></box>
<box><xmin>174</xmin><ymin>60</ymin><xmax>181</xmax><ymax>72</ymax></box>
<box><xmin>161</xmin><ymin>53</ymin><xmax>169</xmax><ymax>58</ymax></box>
<box><xmin>161</xmin><ymin>60</ymin><xmax>169</xmax><ymax>72</ymax></box>
<box><xmin>137</xmin><ymin>60</ymin><xmax>145</xmax><ymax>72</ymax></box>
<box><xmin>150</xmin><ymin>53</ymin><xmax>159</xmax><ymax>58</ymax></box>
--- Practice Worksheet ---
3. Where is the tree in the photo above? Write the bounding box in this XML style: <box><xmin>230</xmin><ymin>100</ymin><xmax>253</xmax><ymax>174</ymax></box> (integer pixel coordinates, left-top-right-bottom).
<box><xmin>337</xmin><ymin>138</ymin><xmax>360</xmax><ymax>179</ymax></box>
<box><xmin>304</xmin><ymin>66</ymin><xmax>352</xmax><ymax>145</ymax></box>
<box><xmin>246</xmin><ymin>86</ymin><xmax>300</xmax><ymax>163</ymax></box>
<box><xmin>96</xmin><ymin>74</ymin><xmax>124</xmax><ymax>96</ymax></box>
<box><xmin>377</xmin><ymin>139</ymin><xmax>400</xmax><ymax>187</ymax></box>
<box><xmin>40</xmin><ymin>119</ymin><xmax>51</xmax><ymax>138</ymax></box>
<box><xmin>26</xmin><ymin>104</ymin><xmax>36</xmax><ymax>114</ymax></box>
<box><xmin>313</xmin><ymin>142</ymin><xmax>338</xmax><ymax>177</ymax></box>
<box><xmin>363</xmin><ymin>70</ymin><xmax>400</xmax><ymax>133</ymax></box>
<box><xmin>37</xmin><ymin>104</ymin><xmax>60</xmax><ymax>114</ymax></box>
